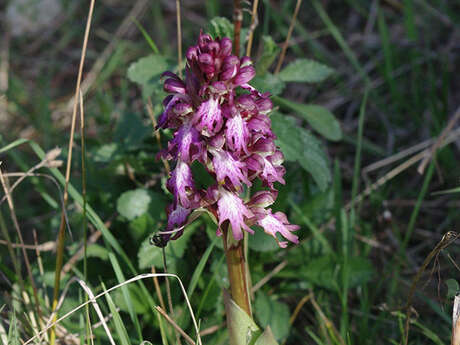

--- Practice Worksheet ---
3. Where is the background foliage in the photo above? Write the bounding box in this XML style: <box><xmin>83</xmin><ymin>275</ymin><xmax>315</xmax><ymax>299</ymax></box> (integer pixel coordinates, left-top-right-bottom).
<box><xmin>1</xmin><ymin>0</ymin><xmax>460</xmax><ymax>344</ymax></box>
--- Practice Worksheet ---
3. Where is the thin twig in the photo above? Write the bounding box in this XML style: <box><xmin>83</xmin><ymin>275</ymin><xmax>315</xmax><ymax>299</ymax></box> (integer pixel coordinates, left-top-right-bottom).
<box><xmin>50</xmin><ymin>0</ymin><xmax>96</xmax><ymax>343</ymax></box>
<box><xmin>156</xmin><ymin>306</ymin><xmax>196</xmax><ymax>345</ymax></box>
<box><xmin>251</xmin><ymin>260</ymin><xmax>287</xmax><ymax>293</ymax></box>
<box><xmin>418</xmin><ymin>106</ymin><xmax>460</xmax><ymax>174</ymax></box>
<box><xmin>274</xmin><ymin>0</ymin><xmax>303</xmax><ymax>74</ymax></box>
<box><xmin>233</xmin><ymin>0</ymin><xmax>243</xmax><ymax>56</ymax></box>
<box><xmin>245</xmin><ymin>0</ymin><xmax>259</xmax><ymax>57</ymax></box>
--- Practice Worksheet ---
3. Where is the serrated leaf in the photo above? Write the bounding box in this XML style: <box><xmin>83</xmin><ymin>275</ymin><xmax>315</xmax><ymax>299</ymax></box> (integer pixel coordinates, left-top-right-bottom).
<box><xmin>127</xmin><ymin>54</ymin><xmax>169</xmax><ymax>86</ymax></box>
<box><xmin>275</xmin><ymin>97</ymin><xmax>342</xmax><ymax>141</ymax></box>
<box><xmin>208</xmin><ymin>17</ymin><xmax>234</xmax><ymax>39</ymax></box>
<box><xmin>256</xmin><ymin>36</ymin><xmax>280</xmax><ymax>76</ymax></box>
<box><xmin>117</xmin><ymin>189</ymin><xmax>151</xmax><ymax>221</ymax></box>
<box><xmin>271</xmin><ymin>112</ymin><xmax>331</xmax><ymax>190</ymax></box>
<box><xmin>138</xmin><ymin>222</ymin><xmax>198</xmax><ymax>271</ymax></box>
<box><xmin>251</xmin><ymin>73</ymin><xmax>285</xmax><ymax>96</ymax></box>
<box><xmin>279</xmin><ymin>58</ymin><xmax>333</xmax><ymax>83</ymax></box>
<box><xmin>223</xmin><ymin>291</ymin><xmax>261</xmax><ymax>345</ymax></box>
<box><xmin>254</xmin><ymin>292</ymin><xmax>290</xmax><ymax>342</ymax></box>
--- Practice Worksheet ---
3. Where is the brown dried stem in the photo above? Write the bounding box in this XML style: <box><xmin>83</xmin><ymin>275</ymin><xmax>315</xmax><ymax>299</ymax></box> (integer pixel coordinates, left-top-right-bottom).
<box><xmin>233</xmin><ymin>0</ymin><xmax>243</xmax><ymax>56</ymax></box>
<box><xmin>274</xmin><ymin>0</ymin><xmax>303</xmax><ymax>74</ymax></box>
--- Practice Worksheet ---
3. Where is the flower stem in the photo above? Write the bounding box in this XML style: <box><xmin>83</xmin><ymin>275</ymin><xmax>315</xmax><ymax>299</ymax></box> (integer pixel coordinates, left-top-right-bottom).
<box><xmin>233</xmin><ymin>0</ymin><xmax>242</xmax><ymax>56</ymax></box>
<box><xmin>223</xmin><ymin>226</ymin><xmax>252</xmax><ymax>317</ymax></box>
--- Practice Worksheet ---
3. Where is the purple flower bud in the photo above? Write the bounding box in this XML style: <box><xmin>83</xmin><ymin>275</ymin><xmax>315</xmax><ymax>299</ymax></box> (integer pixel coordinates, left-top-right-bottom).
<box><xmin>186</xmin><ymin>46</ymin><xmax>199</xmax><ymax>61</ymax></box>
<box><xmin>173</xmin><ymin>102</ymin><xmax>193</xmax><ymax>116</ymax></box>
<box><xmin>220</xmin><ymin>37</ymin><xmax>233</xmax><ymax>56</ymax></box>
<box><xmin>210</xmin><ymin>81</ymin><xmax>227</xmax><ymax>94</ymax></box>
<box><xmin>247</xmin><ymin>190</ymin><xmax>277</xmax><ymax>209</ymax></box>
<box><xmin>210</xmin><ymin>133</ymin><xmax>225</xmax><ymax>149</ymax></box>
<box><xmin>206</xmin><ymin>41</ymin><xmax>220</xmax><ymax>55</ymax></box>
<box><xmin>164</xmin><ymin>78</ymin><xmax>186</xmax><ymax>94</ymax></box>
<box><xmin>237</xmin><ymin>94</ymin><xmax>257</xmax><ymax>114</ymax></box>
<box><xmin>252</xmin><ymin>137</ymin><xmax>276</xmax><ymax>154</ymax></box>
<box><xmin>233</xmin><ymin>65</ymin><xmax>256</xmax><ymax>86</ymax></box>
<box><xmin>240</xmin><ymin>56</ymin><xmax>253</xmax><ymax>67</ymax></box>
<box><xmin>247</xmin><ymin>115</ymin><xmax>272</xmax><ymax>135</ymax></box>
<box><xmin>256</xmin><ymin>97</ymin><xmax>273</xmax><ymax>114</ymax></box>
<box><xmin>198</xmin><ymin>32</ymin><xmax>213</xmax><ymax>49</ymax></box>
<box><xmin>198</xmin><ymin>53</ymin><xmax>215</xmax><ymax>74</ymax></box>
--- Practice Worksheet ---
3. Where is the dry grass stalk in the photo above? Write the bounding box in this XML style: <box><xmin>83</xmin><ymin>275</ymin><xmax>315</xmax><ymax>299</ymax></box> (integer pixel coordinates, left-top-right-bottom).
<box><xmin>274</xmin><ymin>0</ymin><xmax>303</xmax><ymax>74</ymax></box>
<box><xmin>50</xmin><ymin>0</ymin><xmax>96</xmax><ymax>343</ymax></box>
<box><xmin>156</xmin><ymin>306</ymin><xmax>196</xmax><ymax>345</ymax></box>
<box><xmin>452</xmin><ymin>294</ymin><xmax>460</xmax><ymax>345</ymax></box>
<box><xmin>245</xmin><ymin>0</ymin><xmax>259</xmax><ymax>57</ymax></box>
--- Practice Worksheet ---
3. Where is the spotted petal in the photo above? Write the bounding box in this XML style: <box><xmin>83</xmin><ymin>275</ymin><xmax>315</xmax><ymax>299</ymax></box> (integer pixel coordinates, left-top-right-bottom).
<box><xmin>217</xmin><ymin>188</ymin><xmax>254</xmax><ymax>241</ymax></box>
<box><xmin>256</xmin><ymin>209</ymin><xmax>299</xmax><ymax>247</ymax></box>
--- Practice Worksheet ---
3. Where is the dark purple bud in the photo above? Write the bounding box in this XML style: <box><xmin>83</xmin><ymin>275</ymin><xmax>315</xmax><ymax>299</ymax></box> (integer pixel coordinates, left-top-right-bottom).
<box><xmin>221</xmin><ymin>104</ymin><xmax>238</xmax><ymax>118</ymax></box>
<box><xmin>210</xmin><ymin>133</ymin><xmax>225</xmax><ymax>149</ymax></box>
<box><xmin>237</xmin><ymin>94</ymin><xmax>256</xmax><ymax>112</ymax></box>
<box><xmin>233</xmin><ymin>66</ymin><xmax>256</xmax><ymax>86</ymax></box>
<box><xmin>245</xmin><ymin>154</ymin><xmax>264</xmax><ymax>173</ymax></box>
<box><xmin>186</xmin><ymin>46</ymin><xmax>198</xmax><ymax>61</ymax></box>
<box><xmin>173</xmin><ymin>102</ymin><xmax>192</xmax><ymax>116</ymax></box>
<box><xmin>256</xmin><ymin>97</ymin><xmax>273</xmax><ymax>113</ymax></box>
<box><xmin>198</xmin><ymin>53</ymin><xmax>215</xmax><ymax>74</ymax></box>
<box><xmin>220</xmin><ymin>37</ymin><xmax>233</xmax><ymax>56</ymax></box>
<box><xmin>247</xmin><ymin>190</ymin><xmax>277</xmax><ymax>208</ymax></box>
<box><xmin>210</xmin><ymin>81</ymin><xmax>227</xmax><ymax>94</ymax></box>
<box><xmin>161</xmin><ymin>71</ymin><xmax>180</xmax><ymax>80</ymax></box>
<box><xmin>222</xmin><ymin>55</ymin><xmax>240</xmax><ymax>69</ymax></box>
<box><xmin>198</xmin><ymin>33</ymin><xmax>213</xmax><ymax>49</ymax></box>
<box><xmin>207</xmin><ymin>41</ymin><xmax>220</xmax><ymax>55</ymax></box>
<box><xmin>164</xmin><ymin>78</ymin><xmax>186</xmax><ymax>94</ymax></box>
<box><xmin>240</xmin><ymin>56</ymin><xmax>253</xmax><ymax>67</ymax></box>
<box><xmin>252</xmin><ymin>137</ymin><xmax>276</xmax><ymax>153</ymax></box>
<box><xmin>162</xmin><ymin>95</ymin><xmax>174</xmax><ymax>107</ymax></box>
<box><xmin>221</xmin><ymin>66</ymin><xmax>238</xmax><ymax>81</ymax></box>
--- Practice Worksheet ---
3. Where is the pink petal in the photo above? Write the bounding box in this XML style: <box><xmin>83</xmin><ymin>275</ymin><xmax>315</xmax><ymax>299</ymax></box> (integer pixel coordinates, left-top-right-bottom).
<box><xmin>217</xmin><ymin>189</ymin><xmax>254</xmax><ymax>241</ymax></box>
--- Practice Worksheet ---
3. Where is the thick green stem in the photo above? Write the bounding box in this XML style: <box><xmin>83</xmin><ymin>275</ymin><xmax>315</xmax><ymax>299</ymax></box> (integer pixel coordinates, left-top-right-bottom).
<box><xmin>223</xmin><ymin>227</ymin><xmax>252</xmax><ymax>317</ymax></box>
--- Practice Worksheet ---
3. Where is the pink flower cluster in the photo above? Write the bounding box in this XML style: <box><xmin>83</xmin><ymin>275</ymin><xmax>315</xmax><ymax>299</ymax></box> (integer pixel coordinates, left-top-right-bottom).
<box><xmin>157</xmin><ymin>32</ymin><xmax>299</xmax><ymax>248</ymax></box>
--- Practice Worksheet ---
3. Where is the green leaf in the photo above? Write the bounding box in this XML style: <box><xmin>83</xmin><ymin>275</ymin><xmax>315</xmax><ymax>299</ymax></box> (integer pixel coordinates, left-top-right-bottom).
<box><xmin>279</xmin><ymin>58</ymin><xmax>333</xmax><ymax>83</ymax></box>
<box><xmin>271</xmin><ymin>113</ymin><xmax>331</xmax><ymax>190</ymax></box>
<box><xmin>138</xmin><ymin>222</ymin><xmax>198</xmax><ymax>271</ymax></box>
<box><xmin>223</xmin><ymin>291</ymin><xmax>261</xmax><ymax>345</ymax></box>
<box><xmin>102</xmin><ymin>282</ymin><xmax>131</xmax><ymax>345</ymax></box>
<box><xmin>248</xmin><ymin>227</ymin><xmax>279</xmax><ymax>252</ymax></box>
<box><xmin>254</xmin><ymin>327</ymin><xmax>279</xmax><ymax>345</ymax></box>
<box><xmin>275</xmin><ymin>97</ymin><xmax>342</xmax><ymax>141</ymax></box>
<box><xmin>208</xmin><ymin>17</ymin><xmax>234</xmax><ymax>39</ymax></box>
<box><xmin>446</xmin><ymin>279</ymin><xmax>459</xmax><ymax>298</ymax></box>
<box><xmin>256</xmin><ymin>36</ymin><xmax>280</xmax><ymax>76</ymax></box>
<box><xmin>117</xmin><ymin>189</ymin><xmax>151</xmax><ymax>221</ymax></box>
<box><xmin>251</xmin><ymin>73</ymin><xmax>286</xmax><ymax>96</ymax></box>
<box><xmin>92</xmin><ymin>143</ymin><xmax>119</xmax><ymax>163</ymax></box>
<box><xmin>127</xmin><ymin>54</ymin><xmax>168</xmax><ymax>86</ymax></box>
<box><xmin>254</xmin><ymin>292</ymin><xmax>290</xmax><ymax>342</ymax></box>
<box><xmin>86</xmin><ymin>244</ymin><xmax>109</xmax><ymax>261</ymax></box>
<box><xmin>114</xmin><ymin>112</ymin><xmax>150</xmax><ymax>151</ymax></box>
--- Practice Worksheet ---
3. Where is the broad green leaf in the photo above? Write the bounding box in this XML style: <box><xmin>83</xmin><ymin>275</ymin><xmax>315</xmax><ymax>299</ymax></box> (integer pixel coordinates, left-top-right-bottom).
<box><xmin>254</xmin><ymin>327</ymin><xmax>279</xmax><ymax>345</ymax></box>
<box><xmin>256</xmin><ymin>36</ymin><xmax>280</xmax><ymax>76</ymax></box>
<box><xmin>223</xmin><ymin>291</ymin><xmax>261</xmax><ymax>345</ymax></box>
<box><xmin>271</xmin><ymin>113</ymin><xmax>331</xmax><ymax>190</ymax></box>
<box><xmin>117</xmin><ymin>189</ymin><xmax>151</xmax><ymax>221</ymax></box>
<box><xmin>251</xmin><ymin>73</ymin><xmax>286</xmax><ymax>96</ymax></box>
<box><xmin>446</xmin><ymin>279</ymin><xmax>459</xmax><ymax>298</ymax></box>
<box><xmin>114</xmin><ymin>112</ymin><xmax>150</xmax><ymax>151</ymax></box>
<box><xmin>279</xmin><ymin>58</ymin><xmax>333</xmax><ymax>83</ymax></box>
<box><xmin>275</xmin><ymin>97</ymin><xmax>342</xmax><ymax>141</ymax></box>
<box><xmin>208</xmin><ymin>17</ymin><xmax>234</xmax><ymax>39</ymax></box>
<box><xmin>92</xmin><ymin>143</ymin><xmax>119</xmax><ymax>163</ymax></box>
<box><xmin>127</xmin><ymin>54</ymin><xmax>168</xmax><ymax>86</ymax></box>
<box><xmin>248</xmin><ymin>227</ymin><xmax>279</xmax><ymax>252</ymax></box>
<box><xmin>86</xmin><ymin>244</ymin><xmax>109</xmax><ymax>261</ymax></box>
<box><xmin>254</xmin><ymin>292</ymin><xmax>290</xmax><ymax>342</ymax></box>
<box><xmin>138</xmin><ymin>222</ymin><xmax>198</xmax><ymax>271</ymax></box>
